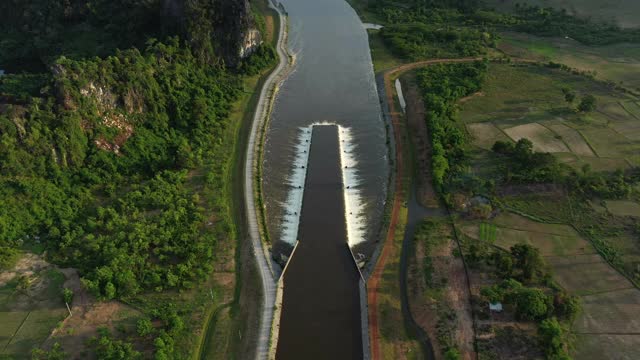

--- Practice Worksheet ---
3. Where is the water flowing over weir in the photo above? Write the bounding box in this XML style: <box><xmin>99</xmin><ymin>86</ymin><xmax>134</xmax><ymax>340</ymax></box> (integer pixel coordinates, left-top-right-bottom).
<box><xmin>263</xmin><ymin>0</ymin><xmax>388</xmax><ymax>261</ymax></box>
<box><xmin>280</xmin><ymin>124</ymin><xmax>366</xmax><ymax>248</ymax></box>
<box><xmin>275</xmin><ymin>125</ymin><xmax>363</xmax><ymax>360</ymax></box>
<box><xmin>261</xmin><ymin>0</ymin><xmax>388</xmax><ymax>357</ymax></box>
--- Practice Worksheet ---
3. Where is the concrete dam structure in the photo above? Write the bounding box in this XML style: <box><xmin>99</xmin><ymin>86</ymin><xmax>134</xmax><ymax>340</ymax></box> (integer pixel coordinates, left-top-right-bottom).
<box><xmin>275</xmin><ymin>124</ymin><xmax>365</xmax><ymax>360</ymax></box>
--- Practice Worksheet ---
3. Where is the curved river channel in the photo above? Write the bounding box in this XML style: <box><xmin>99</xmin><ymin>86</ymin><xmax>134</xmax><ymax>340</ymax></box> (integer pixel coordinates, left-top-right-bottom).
<box><xmin>263</xmin><ymin>0</ymin><xmax>387</xmax><ymax>260</ymax></box>
<box><xmin>262</xmin><ymin>0</ymin><xmax>388</xmax><ymax>358</ymax></box>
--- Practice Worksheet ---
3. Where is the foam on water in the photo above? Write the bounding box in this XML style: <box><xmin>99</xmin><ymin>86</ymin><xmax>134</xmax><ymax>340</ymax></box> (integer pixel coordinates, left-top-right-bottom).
<box><xmin>280</xmin><ymin>126</ymin><xmax>313</xmax><ymax>245</ymax></box>
<box><xmin>279</xmin><ymin>122</ymin><xmax>366</xmax><ymax>248</ymax></box>
<box><xmin>337</xmin><ymin>125</ymin><xmax>366</xmax><ymax>247</ymax></box>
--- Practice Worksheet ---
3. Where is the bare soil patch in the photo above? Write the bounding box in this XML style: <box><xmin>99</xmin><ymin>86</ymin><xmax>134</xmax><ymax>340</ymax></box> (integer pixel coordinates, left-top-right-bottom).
<box><xmin>504</xmin><ymin>123</ymin><xmax>570</xmax><ymax>153</ymax></box>
<box><xmin>47</xmin><ymin>300</ymin><xmax>141</xmax><ymax>360</ymax></box>
<box><xmin>545</xmin><ymin>122</ymin><xmax>595</xmax><ymax>156</ymax></box>
<box><xmin>0</xmin><ymin>253</ymin><xmax>50</xmax><ymax>287</ymax></box>
<box><xmin>408</xmin><ymin>223</ymin><xmax>475</xmax><ymax>360</ymax></box>
<box><xmin>467</xmin><ymin>122</ymin><xmax>511</xmax><ymax>150</ymax></box>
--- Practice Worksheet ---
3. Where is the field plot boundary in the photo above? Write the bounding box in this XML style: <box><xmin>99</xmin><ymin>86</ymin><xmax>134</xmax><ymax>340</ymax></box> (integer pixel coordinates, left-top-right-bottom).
<box><xmin>1</xmin><ymin>311</ymin><xmax>31</xmax><ymax>352</ymax></box>
<box><xmin>619</xmin><ymin>101</ymin><xmax>640</xmax><ymax>121</ymax></box>
<box><xmin>503</xmin><ymin>123</ymin><xmax>570</xmax><ymax>153</ymax></box>
<box><xmin>541</xmin><ymin>122</ymin><xmax>596</xmax><ymax>157</ymax></box>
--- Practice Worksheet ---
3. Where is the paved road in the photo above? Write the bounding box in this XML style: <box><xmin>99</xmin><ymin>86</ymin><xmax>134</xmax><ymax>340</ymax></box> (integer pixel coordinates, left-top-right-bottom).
<box><xmin>245</xmin><ymin>1</ymin><xmax>292</xmax><ymax>359</ymax></box>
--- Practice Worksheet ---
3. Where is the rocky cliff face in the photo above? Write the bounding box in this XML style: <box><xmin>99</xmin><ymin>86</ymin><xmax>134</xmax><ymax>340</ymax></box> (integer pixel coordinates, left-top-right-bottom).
<box><xmin>239</xmin><ymin>28</ymin><xmax>263</xmax><ymax>58</ymax></box>
<box><xmin>162</xmin><ymin>0</ymin><xmax>262</xmax><ymax>66</ymax></box>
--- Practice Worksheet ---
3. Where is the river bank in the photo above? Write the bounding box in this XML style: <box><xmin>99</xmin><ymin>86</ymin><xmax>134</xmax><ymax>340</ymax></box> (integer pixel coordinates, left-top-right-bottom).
<box><xmin>242</xmin><ymin>0</ymin><xmax>296</xmax><ymax>358</ymax></box>
<box><xmin>196</xmin><ymin>0</ymin><xmax>292</xmax><ymax>359</ymax></box>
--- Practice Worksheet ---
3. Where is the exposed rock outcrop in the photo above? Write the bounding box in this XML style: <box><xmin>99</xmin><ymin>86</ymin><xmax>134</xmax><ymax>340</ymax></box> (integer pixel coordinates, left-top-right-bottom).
<box><xmin>162</xmin><ymin>0</ymin><xmax>262</xmax><ymax>66</ymax></box>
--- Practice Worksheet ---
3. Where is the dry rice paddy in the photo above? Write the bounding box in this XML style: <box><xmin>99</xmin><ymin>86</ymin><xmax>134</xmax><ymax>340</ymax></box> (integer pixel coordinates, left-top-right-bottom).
<box><xmin>462</xmin><ymin>64</ymin><xmax>640</xmax><ymax>169</ymax></box>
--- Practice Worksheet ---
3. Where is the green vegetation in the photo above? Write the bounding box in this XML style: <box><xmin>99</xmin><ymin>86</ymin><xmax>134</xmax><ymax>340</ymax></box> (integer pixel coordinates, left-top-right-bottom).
<box><xmin>452</xmin><ymin>61</ymin><xmax>640</xmax><ymax>359</ymax></box>
<box><xmin>0</xmin><ymin>0</ymin><xmax>278</xmax><ymax>358</ymax></box>
<box><xmin>484</xmin><ymin>0</ymin><xmax>640</xmax><ymax>29</ymax></box>
<box><xmin>32</xmin><ymin>343</ymin><xmax>67</xmax><ymax>360</ymax></box>
<box><xmin>380</xmin><ymin>23</ymin><xmax>494</xmax><ymax>60</ymax></box>
<box><xmin>90</xmin><ymin>328</ymin><xmax>141</xmax><ymax>360</ymax></box>
<box><xmin>2</xmin><ymin>40</ymin><xmax>244</xmax><ymax>299</ymax></box>
<box><xmin>470</xmin><ymin>238</ymin><xmax>578</xmax><ymax>358</ymax></box>
<box><xmin>353</xmin><ymin>0</ymin><xmax>640</xmax><ymax>358</ymax></box>
<box><xmin>367</xmin><ymin>30</ymin><xmax>406</xmax><ymax>73</ymax></box>
<box><xmin>0</xmin><ymin>247</ymin><xmax>20</xmax><ymax>270</ymax></box>
<box><xmin>479</xmin><ymin>223</ymin><xmax>496</xmax><ymax>242</ymax></box>
<box><xmin>505</xmin><ymin>4</ymin><xmax>640</xmax><ymax>46</ymax></box>
<box><xmin>414</xmin><ymin>61</ymin><xmax>488</xmax><ymax>190</ymax></box>
<box><xmin>1</xmin><ymin>266</ymin><xmax>68</xmax><ymax>359</ymax></box>
<box><xmin>538</xmin><ymin>317</ymin><xmax>570</xmax><ymax>360</ymax></box>
<box><xmin>352</xmin><ymin>0</ymin><xmax>640</xmax><ymax>66</ymax></box>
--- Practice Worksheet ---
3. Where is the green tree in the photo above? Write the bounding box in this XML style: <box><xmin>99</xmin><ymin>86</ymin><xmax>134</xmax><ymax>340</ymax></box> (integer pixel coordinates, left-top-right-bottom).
<box><xmin>444</xmin><ymin>347</ymin><xmax>461</xmax><ymax>360</ymax></box>
<box><xmin>554</xmin><ymin>293</ymin><xmax>581</xmax><ymax>321</ymax></box>
<box><xmin>31</xmin><ymin>342</ymin><xmax>66</xmax><ymax>360</ymax></box>
<box><xmin>514</xmin><ymin>138</ymin><xmax>534</xmax><ymax>162</ymax></box>
<box><xmin>104</xmin><ymin>282</ymin><xmax>116</xmax><ymax>300</ymax></box>
<box><xmin>63</xmin><ymin>288</ymin><xmax>73</xmax><ymax>304</ymax></box>
<box><xmin>92</xmin><ymin>328</ymin><xmax>141</xmax><ymax>360</ymax></box>
<box><xmin>561</xmin><ymin>87</ymin><xmax>575</xmax><ymax>104</ymax></box>
<box><xmin>480</xmin><ymin>285</ymin><xmax>504</xmax><ymax>303</ymax></box>
<box><xmin>491</xmin><ymin>251</ymin><xmax>514</xmax><ymax>278</ymax></box>
<box><xmin>578</xmin><ymin>94</ymin><xmax>597</xmax><ymax>112</ymax></box>
<box><xmin>492</xmin><ymin>140</ymin><xmax>514</xmax><ymax>154</ymax></box>
<box><xmin>137</xmin><ymin>318</ymin><xmax>154</xmax><ymax>337</ymax></box>
<box><xmin>515</xmin><ymin>288</ymin><xmax>552</xmax><ymax>320</ymax></box>
<box><xmin>511</xmin><ymin>243</ymin><xmax>545</xmax><ymax>282</ymax></box>
<box><xmin>538</xmin><ymin>317</ymin><xmax>571</xmax><ymax>359</ymax></box>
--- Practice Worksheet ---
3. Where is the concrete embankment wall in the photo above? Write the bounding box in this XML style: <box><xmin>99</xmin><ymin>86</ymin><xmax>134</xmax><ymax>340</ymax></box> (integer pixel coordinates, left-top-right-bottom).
<box><xmin>347</xmin><ymin>245</ymin><xmax>371</xmax><ymax>360</ymax></box>
<box><xmin>268</xmin><ymin>240</ymin><xmax>300</xmax><ymax>360</ymax></box>
<box><xmin>246</xmin><ymin>1</ymin><xmax>294</xmax><ymax>359</ymax></box>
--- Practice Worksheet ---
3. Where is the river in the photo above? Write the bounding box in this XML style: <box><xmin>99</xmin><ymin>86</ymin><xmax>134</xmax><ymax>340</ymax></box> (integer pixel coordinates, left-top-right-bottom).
<box><xmin>262</xmin><ymin>0</ymin><xmax>388</xmax><ymax>260</ymax></box>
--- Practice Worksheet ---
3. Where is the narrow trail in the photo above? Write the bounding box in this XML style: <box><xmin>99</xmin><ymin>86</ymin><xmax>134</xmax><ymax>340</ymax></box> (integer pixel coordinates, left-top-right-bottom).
<box><xmin>367</xmin><ymin>57</ymin><xmax>483</xmax><ymax>360</ymax></box>
<box><xmin>245</xmin><ymin>1</ymin><xmax>293</xmax><ymax>359</ymax></box>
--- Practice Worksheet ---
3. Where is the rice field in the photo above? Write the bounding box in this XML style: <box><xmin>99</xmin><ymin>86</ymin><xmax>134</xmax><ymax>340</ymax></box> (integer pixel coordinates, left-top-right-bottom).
<box><xmin>497</xmin><ymin>32</ymin><xmax>640</xmax><ymax>90</ymax></box>
<box><xmin>467</xmin><ymin>122</ymin><xmax>511</xmax><ymax>150</ymax></box>
<box><xmin>503</xmin><ymin>123</ymin><xmax>570</xmax><ymax>153</ymax></box>
<box><xmin>543</xmin><ymin>122</ymin><xmax>594</xmax><ymax>156</ymax></box>
<box><xmin>485</xmin><ymin>0</ymin><xmax>640</xmax><ymax>29</ymax></box>
<box><xmin>604</xmin><ymin>200</ymin><xmax>640</xmax><ymax>217</ymax></box>
<box><xmin>459</xmin><ymin>211</ymin><xmax>640</xmax><ymax>358</ymax></box>
<box><xmin>479</xmin><ymin>223</ymin><xmax>497</xmax><ymax>242</ymax></box>
<box><xmin>460</xmin><ymin>63</ymin><xmax>640</xmax><ymax>170</ymax></box>
<box><xmin>0</xmin><ymin>267</ymin><xmax>67</xmax><ymax>359</ymax></box>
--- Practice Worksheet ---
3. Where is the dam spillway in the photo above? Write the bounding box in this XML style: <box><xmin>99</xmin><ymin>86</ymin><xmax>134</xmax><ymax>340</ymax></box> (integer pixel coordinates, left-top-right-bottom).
<box><xmin>275</xmin><ymin>124</ymin><xmax>363</xmax><ymax>360</ymax></box>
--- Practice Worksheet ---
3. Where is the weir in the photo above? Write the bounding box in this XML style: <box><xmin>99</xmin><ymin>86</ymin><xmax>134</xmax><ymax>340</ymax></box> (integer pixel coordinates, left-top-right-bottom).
<box><xmin>275</xmin><ymin>124</ymin><xmax>363</xmax><ymax>360</ymax></box>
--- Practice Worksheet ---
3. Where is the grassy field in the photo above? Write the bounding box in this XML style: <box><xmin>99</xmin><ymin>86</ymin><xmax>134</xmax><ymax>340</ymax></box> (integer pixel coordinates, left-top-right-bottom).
<box><xmin>461</xmin><ymin>63</ymin><xmax>640</xmax><ymax>169</ymax></box>
<box><xmin>368</xmin><ymin>30</ymin><xmax>407</xmax><ymax>74</ymax></box>
<box><xmin>369</xmin><ymin>67</ymin><xmax>423</xmax><ymax>360</ymax></box>
<box><xmin>484</xmin><ymin>0</ymin><xmax>640</xmax><ymax>29</ymax></box>
<box><xmin>498</xmin><ymin>32</ymin><xmax>640</xmax><ymax>91</ymax></box>
<box><xmin>0</xmin><ymin>264</ymin><xmax>67</xmax><ymax>359</ymax></box>
<box><xmin>456</xmin><ymin>72</ymin><xmax>640</xmax><ymax>356</ymax></box>
<box><xmin>376</xmin><ymin>203</ymin><xmax>422</xmax><ymax>360</ymax></box>
<box><xmin>604</xmin><ymin>200</ymin><xmax>640</xmax><ymax>217</ymax></box>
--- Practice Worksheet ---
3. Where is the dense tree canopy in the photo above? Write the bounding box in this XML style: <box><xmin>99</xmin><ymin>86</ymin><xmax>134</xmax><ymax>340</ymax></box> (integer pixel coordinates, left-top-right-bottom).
<box><xmin>415</xmin><ymin>61</ymin><xmax>488</xmax><ymax>189</ymax></box>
